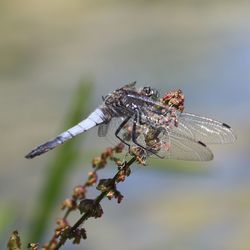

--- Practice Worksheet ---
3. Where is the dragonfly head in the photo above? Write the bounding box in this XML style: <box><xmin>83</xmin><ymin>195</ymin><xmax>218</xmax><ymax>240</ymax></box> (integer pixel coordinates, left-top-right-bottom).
<box><xmin>141</xmin><ymin>87</ymin><xmax>160</xmax><ymax>101</ymax></box>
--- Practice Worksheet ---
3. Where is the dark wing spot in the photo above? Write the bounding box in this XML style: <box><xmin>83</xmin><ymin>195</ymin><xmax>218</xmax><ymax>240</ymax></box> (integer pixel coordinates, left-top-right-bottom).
<box><xmin>198</xmin><ymin>141</ymin><xmax>207</xmax><ymax>147</ymax></box>
<box><xmin>222</xmin><ymin>123</ymin><xmax>231</xmax><ymax>129</ymax></box>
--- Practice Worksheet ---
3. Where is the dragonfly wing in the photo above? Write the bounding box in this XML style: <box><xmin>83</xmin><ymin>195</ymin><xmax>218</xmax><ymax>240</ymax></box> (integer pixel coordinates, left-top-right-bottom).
<box><xmin>105</xmin><ymin>116</ymin><xmax>213</xmax><ymax>161</ymax></box>
<box><xmin>100</xmin><ymin>117</ymin><xmax>132</xmax><ymax>146</ymax></box>
<box><xmin>175</xmin><ymin>112</ymin><xmax>236</xmax><ymax>144</ymax></box>
<box><xmin>157</xmin><ymin>132</ymin><xmax>214</xmax><ymax>161</ymax></box>
<box><xmin>98</xmin><ymin>123</ymin><xmax>110</xmax><ymax>137</ymax></box>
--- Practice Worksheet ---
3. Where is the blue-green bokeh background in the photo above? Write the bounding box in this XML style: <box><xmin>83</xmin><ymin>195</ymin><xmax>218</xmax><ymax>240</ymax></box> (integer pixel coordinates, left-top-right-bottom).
<box><xmin>1</xmin><ymin>1</ymin><xmax>249</xmax><ymax>249</ymax></box>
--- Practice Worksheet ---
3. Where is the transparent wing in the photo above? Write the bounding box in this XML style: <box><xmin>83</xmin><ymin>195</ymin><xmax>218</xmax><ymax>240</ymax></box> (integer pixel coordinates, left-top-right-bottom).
<box><xmin>174</xmin><ymin>112</ymin><xmax>236</xmax><ymax>144</ymax></box>
<box><xmin>103</xmin><ymin>116</ymin><xmax>213</xmax><ymax>161</ymax></box>
<box><xmin>130</xmin><ymin>126</ymin><xmax>214</xmax><ymax>161</ymax></box>
<box><xmin>157</xmin><ymin>132</ymin><xmax>214</xmax><ymax>161</ymax></box>
<box><xmin>98</xmin><ymin>123</ymin><xmax>110</xmax><ymax>137</ymax></box>
<box><xmin>98</xmin><ymin>117</ymin><xmax>126</xmax><ymax>145</ymax></box>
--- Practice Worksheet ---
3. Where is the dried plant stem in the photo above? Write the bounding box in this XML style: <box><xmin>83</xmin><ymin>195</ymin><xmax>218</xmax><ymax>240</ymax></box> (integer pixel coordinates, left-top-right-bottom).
<box><xmin>53</xmin><ymin>156</ymin><xmax>136</xmax><ymax>250</ymax></box>
<box><xmin>44</xmin><ymin>167</ymin><xmax>98</xmax><ymax>250</ymax></box>
<box><xmin>61</xmin><ymin>168</ymin><xmax>99</xmax><ymax>221</ymax></box>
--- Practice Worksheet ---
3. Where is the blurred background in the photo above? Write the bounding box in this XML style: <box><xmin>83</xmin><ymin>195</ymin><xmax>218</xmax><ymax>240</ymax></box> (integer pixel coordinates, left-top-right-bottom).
<box><xmin>1</xmin><ymin>0</ymin><xmax>250</xmax><ymax>249</ymax></box>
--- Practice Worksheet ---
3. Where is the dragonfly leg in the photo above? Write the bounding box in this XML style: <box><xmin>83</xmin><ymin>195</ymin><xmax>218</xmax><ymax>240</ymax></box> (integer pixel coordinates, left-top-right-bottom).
<box><xmin>115</xmin><ymin>116</ymin><xmax>132</xmax><ymax>148</ymax></box>
<box><xmin>132</xmin><ymin>111</ymin><xmax>164</xmax><ymax>159</ymax></box>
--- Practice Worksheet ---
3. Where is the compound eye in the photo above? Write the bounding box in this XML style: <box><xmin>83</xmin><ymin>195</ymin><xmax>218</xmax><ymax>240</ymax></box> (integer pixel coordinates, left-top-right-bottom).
<box><xmin>142</xmin><ymin>87</ymin><xmax>152</xmax><ymax>96</ymax></box>
<box><xmin>152</xmin><ymin>89</ymin><xmax>159</xmax><ymax>99</ymax></box>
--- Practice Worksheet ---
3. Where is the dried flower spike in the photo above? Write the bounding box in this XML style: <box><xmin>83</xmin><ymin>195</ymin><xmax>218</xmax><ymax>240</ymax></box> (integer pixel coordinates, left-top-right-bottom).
<box><xmin>73</xmin><ymin>185</ymin><xmax>86</xmax><ymax>199</ymax></box>
<box><xmin>27</xmin><ymin>243</ymin><xmax>39</xmax><ymax>250</ymax></box>
<box><xmin>61</xmin><ymin>198</ymin><xmax>76</xmax><ymax>210</ymax></box>
<box><xmin>86</xmin><ymin>171</ymin><xmax>98</xmax><ymax>186</ymax></box>
<box><xmin>8</xmin><ymin>231</ymin><xmax>22</xmax><ymax>250</ymax></box>
<box><xmin>78</xmin><ymin>199</ymin><xmax>103</xmax><ymax>218</ymax></box>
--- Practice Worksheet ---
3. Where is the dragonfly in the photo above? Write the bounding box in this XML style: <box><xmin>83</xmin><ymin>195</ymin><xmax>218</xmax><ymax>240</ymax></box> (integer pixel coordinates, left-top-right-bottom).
<box><xmin>25</xmin><ymin>82</ymin><xmax>236</xmax><ymax>161</ymax></box>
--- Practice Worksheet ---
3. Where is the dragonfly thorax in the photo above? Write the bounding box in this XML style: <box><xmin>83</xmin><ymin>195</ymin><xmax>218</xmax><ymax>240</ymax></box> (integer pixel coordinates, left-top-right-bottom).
<box><xmin>103</xmin><ymin>83</ymin><xmax>155</xmax><ymax>118</ymax></box>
